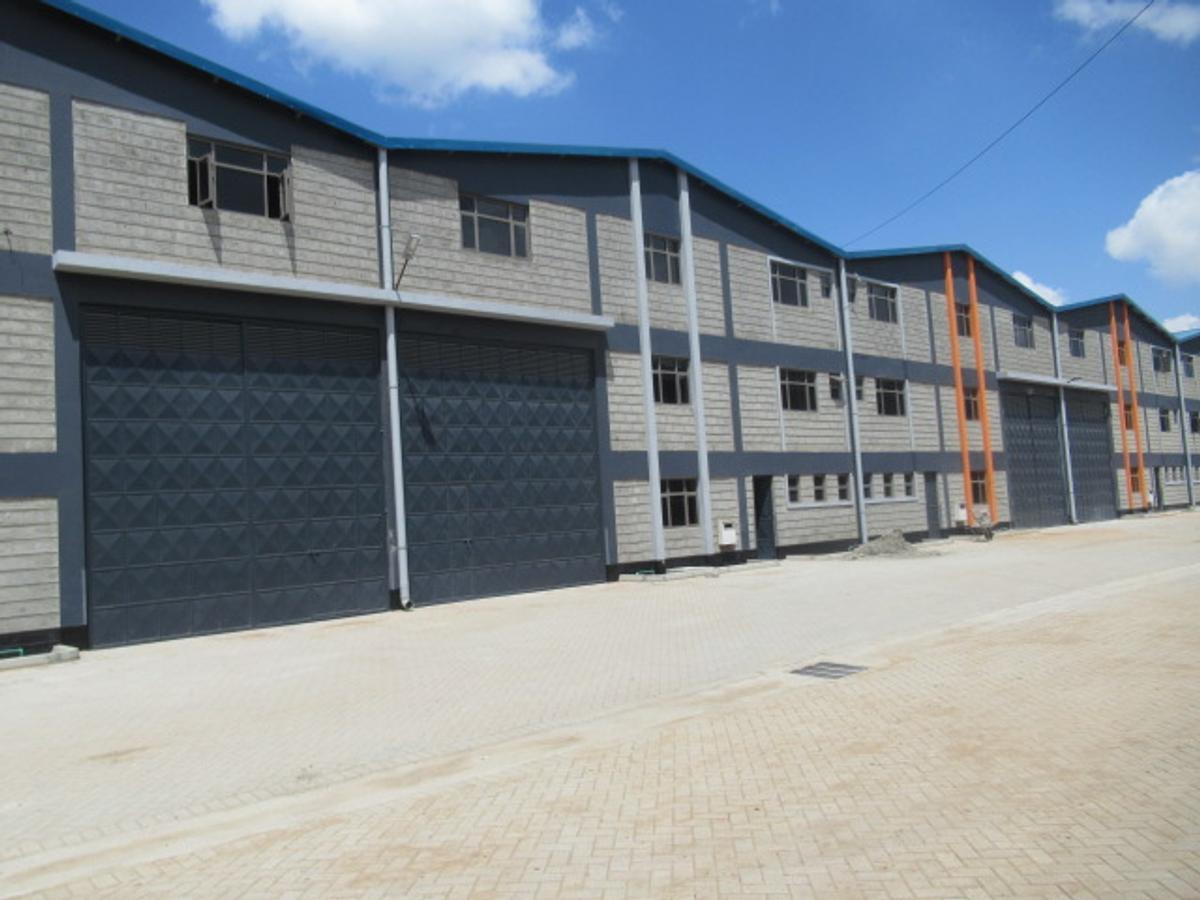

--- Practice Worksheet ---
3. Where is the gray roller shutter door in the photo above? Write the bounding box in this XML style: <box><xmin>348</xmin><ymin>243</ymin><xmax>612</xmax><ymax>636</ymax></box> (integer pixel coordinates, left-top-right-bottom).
<box><xmin>1000</xmin><ymin>386</ymin><xmax>1069</xmax><ymax>528</ymax></box>
<box><xmin>82</xmin><ymin>307</ymin><xmax>388</xmax><ymax>646</ymax></box>
<box><xmin>398</xmin><ymin>333</ymin><xmax>605</xmax><ymax>604</ymax></box>
<box><xmin>1064</xmin><ymin>390</ymin><xmax>1118</xmax><ymax>522</ymax></box>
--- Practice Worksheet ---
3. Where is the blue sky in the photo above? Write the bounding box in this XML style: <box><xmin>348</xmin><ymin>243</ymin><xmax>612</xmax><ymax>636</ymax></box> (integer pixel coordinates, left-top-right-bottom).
<box><xmin>78</xmin><ymin>0</ymin><xmax>1200</xmax><ymax>330</ymax></box>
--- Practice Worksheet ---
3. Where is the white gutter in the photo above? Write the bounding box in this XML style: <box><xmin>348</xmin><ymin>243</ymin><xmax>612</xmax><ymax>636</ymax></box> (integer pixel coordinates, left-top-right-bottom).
<box><xmin>676</xmin><ymin>169</ymin><xmax>714</xmax><ymax>557</ymax></box>
<box><xmin>377</xmin><ymin>148</ymin><xmax>412</xmax><ymax>610</ymax></box>
<box><xmin>628</xmin><ymin>159</ymin><xmax>666</xmax><ymax>565</ymax></box>
<box><xmin>1050</xmin><ymin>313</ymin><xmax>1078</xmax><ymax>523</ymax></box>
<box><xmin>837</xmin><ymin>260</ymin><xmax>869</xmax><ymax>545</ymax></box>
<box><xmin>51</xmin><ymin>250</ymin><xmax>615</xmax><ymax>332</ymax></box>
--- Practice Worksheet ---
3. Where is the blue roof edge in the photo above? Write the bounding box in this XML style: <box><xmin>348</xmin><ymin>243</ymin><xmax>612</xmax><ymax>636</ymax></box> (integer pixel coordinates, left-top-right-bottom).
<box><xmin>30</xmin><ymin>0</ymin><xmax>1193</xmax><ymax>346</ymax></box>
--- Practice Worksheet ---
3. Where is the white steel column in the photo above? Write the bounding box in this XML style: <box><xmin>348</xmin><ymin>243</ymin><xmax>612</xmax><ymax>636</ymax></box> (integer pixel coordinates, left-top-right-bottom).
<box><xmin>629</xmin><ymin>159</ymin><xmax>666</xmax><ymax>563</ymax></box>
<box><xmin>1174</xmin><ymin>344</ymin><xmax>1196</xmax><ymax>507</ymax></box>
<box><xmin>837</xmin><ymin>260</ymin><xmax>869</xmax><ymax>545</ymax></box>
<box><xmin>676</xmin><ymin>170</ymin><xmax>714</xmax><ymax>556</ymax></box>
<box><xmin>1051</xmin><ymin>312</ymin><xmax>1078</xmax><ymax>523</ymax></box>
<box><xmin>377</xmin><ymin>147</ymin><xmax>412</xmax><ymax>607</ymax></box>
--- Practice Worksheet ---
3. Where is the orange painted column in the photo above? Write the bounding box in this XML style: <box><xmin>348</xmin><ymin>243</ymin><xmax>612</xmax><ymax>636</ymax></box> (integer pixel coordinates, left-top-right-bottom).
<box><xmin>943</xmin><ymin>252</ymin><xmax>974</xmax><ymax>526</ymax></box>
<box><xmin>966</xmin><ymin>256</ymin><xmax>998</xmax><ymax>523</ymax></box>
<box><xmin>1108</xmin><ymin>301</ymin><xmax>1134</xmax><ymax>510</ymax></box>
<box><xmin>1122</xmin><ymin>303</ymin><xmax>1150</xmax><ymax>510</ymax></box>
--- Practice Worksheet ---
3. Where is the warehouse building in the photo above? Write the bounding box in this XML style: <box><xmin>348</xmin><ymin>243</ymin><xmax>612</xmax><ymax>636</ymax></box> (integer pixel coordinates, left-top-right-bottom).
<box><xmin>1</xmin><ymin>1</ymin><xmax>1196</xmax><ymax>648</ymax></box>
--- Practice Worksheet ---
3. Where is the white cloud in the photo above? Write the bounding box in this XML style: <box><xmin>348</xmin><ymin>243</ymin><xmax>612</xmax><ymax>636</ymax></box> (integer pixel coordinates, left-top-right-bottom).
<box><xmin>1164</xmin><ymin>313</ymin><xmax>1200</xmax><ymax>332</ymax></box>
<box><xmin>1106</xmin><ymin>170</ymin><xmax>1200</xmax><ymax>284</ymax></box>
<box><xmin>555</xmin><ymin>7</ymin><xmax>596</xmax><ymax>50</ymax></box>
<box><xmin>1053</xmin><ymin>0</ymin><xmax>1200</xmax><ymax>45</ymax></box>
<box><xmin>1012</xmin><ymin>270</ymin><xmax>1069</xmax><ymax>306</ymax></box>
<box><xmin>201</xmin><ymin>0</ymin><xmax>606</xmax><ymax>107</ymax></box>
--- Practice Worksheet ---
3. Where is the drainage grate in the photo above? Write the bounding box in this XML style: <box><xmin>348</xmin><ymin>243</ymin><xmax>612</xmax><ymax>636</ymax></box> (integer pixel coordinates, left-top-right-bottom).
<box><xmin>791</xmin><ymin>661</ymin><xmax>867</xmax><ymax>679</ymax></box>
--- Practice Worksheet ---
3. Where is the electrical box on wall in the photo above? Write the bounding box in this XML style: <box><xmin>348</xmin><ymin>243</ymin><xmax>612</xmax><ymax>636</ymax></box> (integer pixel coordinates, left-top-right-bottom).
<box><xmin>718</xmin><ymin>521</ymin><xmax>738</xmax><ymax>550</ymax></box>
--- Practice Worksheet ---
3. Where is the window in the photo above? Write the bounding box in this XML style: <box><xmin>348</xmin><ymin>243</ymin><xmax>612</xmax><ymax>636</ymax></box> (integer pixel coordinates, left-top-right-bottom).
<box><xmin>1160</xmin><ymin>408</ymin><xmax>1172</xmax><ymax>432</ymax></box>
<box><xmin>1069</xmin><ymin>328</ymin><xmax>1086</xmax><ymax>358</ymax></box>
<box><xmin>660</xmin><ymin>479</ymin><xmax>698</xmax><ymax>527</ymax></box>
<box><xmin>819</xmin><ymin>272</ymin><xmax>833</xmax><ymax>299</ymax></box>
<box><xmin>1129</xmin><ymin>467</ymin><xmax>1141</xmax><ymax>494</ymax></box>
<box><xmin>956</xmin><ymin>303</ymin><xmax>972</xmax><ymax>338</ymax></box>
<box><xmin>829</xmin><ymin>373</ymin><xmax>843</xmax><ymax>402</ymax></box>
<box><xmin>643</xmin><ymin>232</ymin><xmax>680</xmax><ymax>284</ymax></box>
<box><xmin>882</xmin><ymin>473</ymin><xmax>895</xmax><ymax>498</ymax></box>
<box><xmin>904</xmin><ymin>473</ymin><xmax>915</xmax><ymax>497</ymax></box>
<box><xmin>187</xmin><ymin>138</ymin><xmax>291</xmax><ymax>220</ymax></box>
<box><xmin>460</xmin><ymin>194</ymin><xmax>528</xmax><ymax>258</ymax></box>
<box><xmin>1184</xmin><ymin>354</ymin><xmax>1195</xmax><ymax>378</ymax></box>
<box><xmin>652</xmin><ymin>356</ymin><xmax>689</xmax><ymax>405</ymax></box>
<box><xmin>787</xmin><ymin>475</ymin><xmax>801</xmax><ymax>504</ymax></box>
<box><xmin>867</xmin><ymin>283</ymin><xmax>898</xmax><ymax>323</ymax></box>
<box><xmin>1013</xmin><ymin>314</ymin><xmax>1035</xmax><ymax>349</ymax></box>
<box><xmin>855</xmin><ymin>376</ymin><xmax>864</xmax><ymax>402</ymax></box>
<box><xmin>770</xmin><ymin>261</ymin><xmax>808</xmax><ymax>307</ymax></box>
<box><xmin>837</xmin><ymin>474</ymin><xmax>850</xmax><ymax>501</ymax></box>
<box><xmin>780</xmin><ymin>368</ymin><xmax>817</xmax><ymax>412</ymax></box>
<box><xmin>875</xmin><ymin>378</ymin><xmax>906</xmax><ymax>416</ymax></box>
<box><xmin>1192</xmin><ymin>411</ymin><xmax>1200</xmax><ymax>434</ymax></box>
<box><xmin>1117</xmin><ymin>339</ymin><xmax>1128</xmax><ymax>366</ymax></box>
<box><xmin>964</xmin><ymin>387</ymin><xmax>980</xmax><ymax>421</ymax></box>
<box><xmin>1123</xmin><ymin>403</ymin><xmax>1134</xmax><ymax>431</ymax></box>
<box><xmin>813</xmin><ymin>475</ymin><xmax>826</xmax><ymax>503</ymax></box>
<box><xmin>862</xmin><ymin>473</ymin><xmax>873</xmax><ymax>499</ymax></box>
<box><xmin>970</xmin><ymin>470</ymin><xmax>987</xmax><ymax>505</ymax></box>
<box><xmin>1152</xmin><ymin>348</ymin><xmax>1173</xmax><ymax>374</ymax></box>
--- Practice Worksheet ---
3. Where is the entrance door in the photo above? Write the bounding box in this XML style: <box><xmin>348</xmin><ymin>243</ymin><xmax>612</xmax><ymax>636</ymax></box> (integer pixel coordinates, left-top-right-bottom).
<box><xmin>752</xmin><ymin>476</ymin><xmax>776</xmax><ymax>559</ymax></box>
<box><xmin>1000</xmin><ymin>386</ymin><xmax>1070</xmax><ymax>528</ymax></box>
<box><xmin>924</xmin><ymin>472</ymin><xmax>942</xmax><ymax>539</ymax></box>
<box><xmin>1064</xmin><ymin>390</ymin><xmax>1117</xmax><ymax>523</ymax></box>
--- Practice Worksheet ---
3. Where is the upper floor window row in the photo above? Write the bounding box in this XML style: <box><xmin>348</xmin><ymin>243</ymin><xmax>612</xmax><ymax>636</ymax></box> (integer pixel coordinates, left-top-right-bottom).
<box><xmin>1013</xmin><ymin>313</ymin><xmax>1035</xmax><ymax>349</ymax></box>
<box><xmin>461</xmin><ymin>194</ymin><xmax>528</xmax><ymax>258</ymax></box>
<box><xmin>644</xmin><ymin>232</ymin><xmax>680</xmax><ymax>284</ymax></box>
<box><xmin>867</xmin><ymin>283</ymin><xmax>898</xmax><ymax>324</ymax></box>
<box><xmin>187</xmin><ymin>138</ymin><xmax>292</xmax><ymax>221</ymax></box>
<box><xmin>1069</xmin><ymin>328</ymin><xmax>1086</xmax><ymax>358</ymax></box>
<box><xmin>1151</xmin><ymin>347</ymin><xmax>1173</xmax><ymax>374</ymax></box>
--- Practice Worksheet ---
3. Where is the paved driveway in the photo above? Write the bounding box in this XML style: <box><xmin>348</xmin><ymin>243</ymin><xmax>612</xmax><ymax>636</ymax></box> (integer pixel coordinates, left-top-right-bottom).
<box><xmin>3</xmin><ymin>512</ymin><xmax>1198</xmax><ymax>896</ymax></box>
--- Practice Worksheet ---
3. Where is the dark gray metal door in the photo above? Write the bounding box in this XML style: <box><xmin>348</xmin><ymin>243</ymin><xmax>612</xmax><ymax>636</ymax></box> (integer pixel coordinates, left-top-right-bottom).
<box><xmin>398</xmin><ymin>334</ymin><xmax>604</xmax><ymax>604</ymax></box>
<box><xmin>1064</xmin><ymin>390</ymin><xmax>1117</xmax><ymax>523</ymax></box>
<box><xmin>924</xmin><ymin>472</ymin><xmax>941</xmax><ymax>539</ymax></box>
<box><xmin>753</xmin><ymin>476</ymin><xmax>776</xmax><ymax>559</ymax></box>
<box><xmin>1000</xmin><ymin>386</ymin><xmax>1069</xmax><ymax>528</ymax></box>
<box><xmin>82</xmin><ymin>307</ymin><xmax>388</xmax><ymax>646</ymax></box>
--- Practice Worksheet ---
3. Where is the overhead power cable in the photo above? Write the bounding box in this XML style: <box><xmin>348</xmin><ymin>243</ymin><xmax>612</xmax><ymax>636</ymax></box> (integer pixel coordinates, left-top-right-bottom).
<box><xmin>845</xmin><ymin>0</ymin><xmax>1157</xmax><ymax>247</ymax></box>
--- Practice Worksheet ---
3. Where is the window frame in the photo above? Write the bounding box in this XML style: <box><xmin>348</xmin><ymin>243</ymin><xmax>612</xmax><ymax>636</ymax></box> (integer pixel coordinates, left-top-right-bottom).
<box><xmin>837</xmin><ymin>474</ymin><xmax>850</xmax><ymax>501</ymax></box>
<box><xmin>1191</xmin><ymin>411</ymin><xmax>1200</xmax><ymax>434</ymax></box>
<box><xmin>862</xmin><ymin>473</ymin><xmax>873</xmax><ymax>499</ymax></box>
<box><xmin>1012</xmin><ymin>313</ymin><xmax>1035</xmax><ymax>349</ymax></box>
<box><xmin>1183</xmin><ymin>354</ymin><xmax>1195</xmax><ymax>379</ymax></box>
<box><xmin>1068</xmin><ymin>328</ymin><xmax>1086</xmax><ymax>359</ymax></box>
<box><xmin>1152</xmin><ymin>347</ymin><xmax>1173</xmax><ymax>374</ymax></box>
<box><xmin>660</xmin><ymin>478</ymin><xmax>699</xmax><ymax>528</ymax></box>
<box><xmin>882</xmin><ymin>473</ymin><xmax>895</xmax><ymax>499</ymax></box>
<box><xmin>904</xmin><ymin>473</ymin><xmax>915</xmax><ymax>497</ymax></box>
<box><xmin>963</xmin><ymin>386</ymin><xmax>980</xmax><ymax>421</ymax></box>
<box><xmin>813</xmin><ymin>474</ymin><xmax>827</xmax><ymax>503</ymax></box>
<box><xmin>643</xmin><ymin>231</ymin><xmax>681</xmax><ymax>284</ymax></box>
<box><xmin>970</xmin><ymin>470</ymin><xmax>987</xmax><ymax>505</ymax></box>
<box><xmin>829</xmin><ymin>373</ymin><xmax>843</xmax><ymax>402</ymax></box>
<box><xmin>187</xmin><ymin>136</ymin><xmax>292</xmax><ymax>221</ymax></box>
<box><xmin>955</xmin><ymin>303</ymin><xmax>972</xmax><ymax>338</ymax></box>
<box><xmin>875</xmin><ymin>378</ymin><xmax>907</xmax><ymax>417</ymax></box>
<box><xmin>1159</xmin><ymin>408</ymin><xmax>1172</xmax><ymax>432</ymax></box>
<box><xmin>651</xmin><ymin>355</ymin><xmax>690</xmax><ymax>406</ymax></box>
<box><xmin>460</xmin><ymin>193</ymin><xmax>530</xmax><ymax>259</ymax></box>
<box><xmin>867</xmin><ymin>282</ymin><xmax>898</xmax><ymax>324</ymax></box>
<box><xmin>1123</xmin><ymin>403</ymin><xmax>1134</xmax><ymax>431</ymax></box>
<box><xmin>770</xmin><ymin>260</ymin><xmax>809</xmax><ymax>308</ymax></box>
<box><xmin>786</xmin><ymin>474</ymin><xmax>801</xmax><ymax>505</ymax></box>
<box><xmin>780</xmin><ymin>368</ymin><xmax>818</xmax><ymax>412</ymax></box>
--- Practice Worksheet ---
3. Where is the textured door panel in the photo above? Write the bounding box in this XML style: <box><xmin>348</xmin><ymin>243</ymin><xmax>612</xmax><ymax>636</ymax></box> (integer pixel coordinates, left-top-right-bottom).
<box><xmin>1064</xmin><ymin>390</ymin><xmax>1117</xmax><ymax>523</ymax></box>
<box><xmin>1000</xmin><ymin>387</ymin><xmax>1069</xmax><ymax>528</ymax></box>
<box><xmin>82</xmin><ymin>307</ymin><xmax>387</xmax><ymax>646</ymax></box>
<box><xmin>398</xmin><ymin>334</ymin><xmax>604</xmax><ymax>605</ymax></box>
